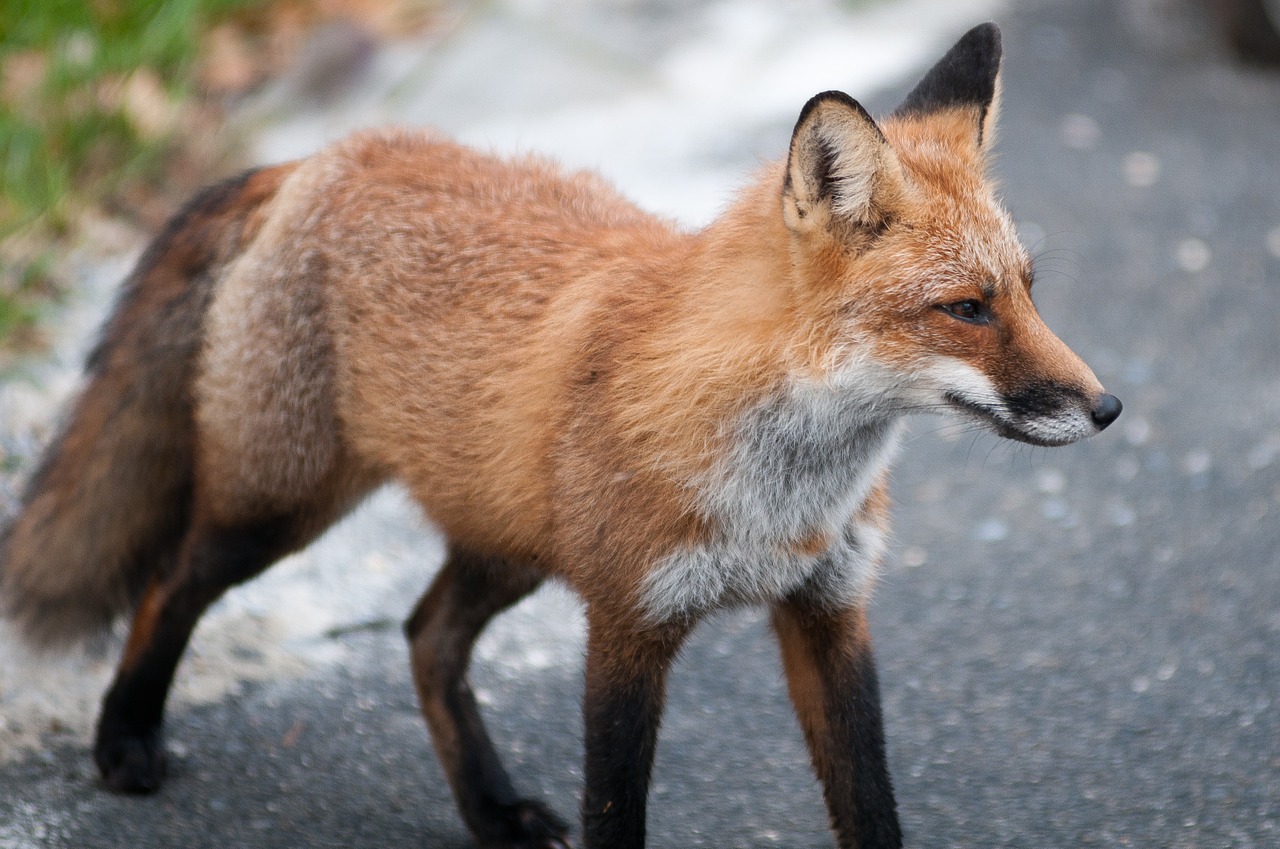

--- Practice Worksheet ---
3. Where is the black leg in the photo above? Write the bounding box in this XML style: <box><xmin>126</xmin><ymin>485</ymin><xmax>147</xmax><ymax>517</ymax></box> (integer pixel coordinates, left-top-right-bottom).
<box><xmin>95</xmin><ymin>516</ymin><xmax>299</xmax><ymax>793</ymax></box>
<box><xmin>771</xmin><ymin>599</ymin><xmax>902</xmax><ymax>849</ymax></box>
<box><xmin>406</xmin><ymin>549</ymin><xmax>569</xmax><ymax>849</ymax></box>
<box><xmin>580</xmin><ymin>614</ymin><xmax>689</xmax><ymax>849</ymax></box>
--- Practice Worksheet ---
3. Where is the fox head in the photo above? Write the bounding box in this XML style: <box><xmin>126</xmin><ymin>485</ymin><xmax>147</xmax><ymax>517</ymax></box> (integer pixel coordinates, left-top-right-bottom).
<box><xmin>782</xmin><ymin>23</ymin><xmax>1120</xmax><ymax>446</ymax></box>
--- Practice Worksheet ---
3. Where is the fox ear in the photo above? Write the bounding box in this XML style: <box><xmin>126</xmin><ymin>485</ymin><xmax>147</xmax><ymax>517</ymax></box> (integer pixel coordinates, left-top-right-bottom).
<box><xmin>783</xmin><ymin>91</ymin><xmax>900</xmax><ymax>234</ymax></box>
<box><xmin>894</xmin><ymin>22</ymin><xmax>1003</xmax><ymax>147</ymax></box>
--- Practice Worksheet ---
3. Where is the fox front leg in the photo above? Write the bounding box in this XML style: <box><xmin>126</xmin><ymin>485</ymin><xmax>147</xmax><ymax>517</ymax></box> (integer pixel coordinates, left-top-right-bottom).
<box><xmin>771</xmin><ymin>598</ymin><xmax>902</xmax><ymax>849</ymax></box>
<box><xmin>579</xmin><ymin>612</ymin><xmax>690</xmax><ymax>849</ymax></box>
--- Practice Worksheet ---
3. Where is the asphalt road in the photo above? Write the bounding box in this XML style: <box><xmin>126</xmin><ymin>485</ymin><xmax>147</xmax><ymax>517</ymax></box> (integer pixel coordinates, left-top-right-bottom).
<box><xmin>2</xmin><ymin>0</ymin><xmax>1278</xmax><ymax>846</ymax></box>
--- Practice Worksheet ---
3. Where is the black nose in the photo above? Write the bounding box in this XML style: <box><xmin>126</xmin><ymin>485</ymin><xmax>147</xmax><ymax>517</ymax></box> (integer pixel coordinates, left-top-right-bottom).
<box><xmin>1091</xmin><ymin>393</ymin><xmax>1122</xmax><ymax>429</ymax></box>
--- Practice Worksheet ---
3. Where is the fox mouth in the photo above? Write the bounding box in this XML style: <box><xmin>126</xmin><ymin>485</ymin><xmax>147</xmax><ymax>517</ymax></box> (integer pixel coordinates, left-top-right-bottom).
<box><xmin>942</xmin><ymin>392</ymin><xmax>1083</xmax><ymax>448</ymax></box>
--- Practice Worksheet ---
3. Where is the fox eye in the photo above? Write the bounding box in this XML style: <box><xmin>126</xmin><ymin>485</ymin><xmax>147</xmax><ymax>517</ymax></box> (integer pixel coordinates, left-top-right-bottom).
<box><xmin>939</xmin><ymin>299</ymin><xmax>987</xmax><ymax>323</ymax></box>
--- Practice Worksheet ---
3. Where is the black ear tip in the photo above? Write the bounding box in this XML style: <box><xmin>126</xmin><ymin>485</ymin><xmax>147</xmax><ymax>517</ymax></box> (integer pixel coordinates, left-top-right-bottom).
<box><xmin>893</xmin><ymin>21</ymin><xmax>1004</xmax><ymax>119</ymax></box>
<box><xmin>793</xmin><ymin>90</ymin><xmax>880</xmax><ymax>140</ymax></box>
<box><xmin>951</xmin><ymin>22</ymin><xmax>1003</xmax><ymax>69</ymax></box>
<box><xmin>964</xmin><ymin>22</ymin><xmax>1002</xmax><ymax>55</ymax></box>
<box><xmin>797</xmin><ymin>90</ymin><xmax>868</xmax><ymax>125</ymax></box>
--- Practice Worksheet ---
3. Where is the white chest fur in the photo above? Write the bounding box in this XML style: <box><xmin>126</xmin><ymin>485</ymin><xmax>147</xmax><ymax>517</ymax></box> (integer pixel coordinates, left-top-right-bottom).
<box><xmin>641</xmin><ymin>384</ymin><xmax>902</xmax><ymax>622</ymax></box>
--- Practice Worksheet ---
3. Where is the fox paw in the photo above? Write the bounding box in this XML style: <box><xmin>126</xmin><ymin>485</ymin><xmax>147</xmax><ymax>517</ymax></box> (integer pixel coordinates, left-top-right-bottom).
<box><xmin>94</xmin><ymin>722</ymin><xmax>167</xmax><ymax>794</ymax></box>
<box><xmin>478</xmin><ymin>799</ymin><xmax>573</xmax><ymax>849</ymax></box>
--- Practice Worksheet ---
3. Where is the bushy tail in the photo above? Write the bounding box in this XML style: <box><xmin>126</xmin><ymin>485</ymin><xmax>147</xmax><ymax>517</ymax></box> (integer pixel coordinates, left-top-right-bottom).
<box><xmin>0</xmin><ymin>164</ymin><xmax>295</xmax><ymax>646</ymax></box>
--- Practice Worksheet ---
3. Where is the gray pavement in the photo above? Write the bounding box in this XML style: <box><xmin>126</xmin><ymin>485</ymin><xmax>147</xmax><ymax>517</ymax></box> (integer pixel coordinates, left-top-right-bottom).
<box><xmin>2</xmin><ymin>0</ymin><xmax>1279</xmax><ymax>846</ymax></box>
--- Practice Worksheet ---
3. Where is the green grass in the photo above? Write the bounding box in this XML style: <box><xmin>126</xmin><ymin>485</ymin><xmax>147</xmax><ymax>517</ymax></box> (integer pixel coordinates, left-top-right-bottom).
<box><xmin>1</xmin><ymin>0</ymin><xmax>254</xmax><ymax>345</ymax></box>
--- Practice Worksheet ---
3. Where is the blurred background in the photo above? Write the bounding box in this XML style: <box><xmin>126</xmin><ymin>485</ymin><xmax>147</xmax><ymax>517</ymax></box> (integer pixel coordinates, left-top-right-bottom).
<box><xmin>1</xmin><ymin>1</ymin><xmax>1279</xmax><ymax>847</ymax></box>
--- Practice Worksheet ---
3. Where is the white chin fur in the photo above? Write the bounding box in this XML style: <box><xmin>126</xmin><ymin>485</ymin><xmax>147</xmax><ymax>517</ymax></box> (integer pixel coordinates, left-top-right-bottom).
<box><xmin>907</xmin><ymin>358</ymin><xmax>1096</xmax><ymax>447</ymax></box>
<box><xmin>1003</xmin><ymin>412</ymin><xmax>1097</xmax><ymax>446</ymax></box>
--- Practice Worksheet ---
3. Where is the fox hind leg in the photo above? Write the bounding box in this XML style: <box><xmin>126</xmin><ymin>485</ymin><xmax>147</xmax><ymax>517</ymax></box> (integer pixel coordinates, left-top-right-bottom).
<box><xmin>405</xmin><ymin>549</ymin><xmax>570</xmax><ymax>849</ymax></box>
<box><xmin>94</xmin><ymin>514</ymin><xmax>311</xmax><ymax>792</ymax></box>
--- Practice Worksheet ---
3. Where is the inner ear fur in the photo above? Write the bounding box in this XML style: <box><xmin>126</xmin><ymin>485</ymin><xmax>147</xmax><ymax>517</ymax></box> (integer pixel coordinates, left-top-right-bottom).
<box><xmin>783</xmin><ymin>91</ymin><xmax>903</xmax><ymax>235</ymax></box>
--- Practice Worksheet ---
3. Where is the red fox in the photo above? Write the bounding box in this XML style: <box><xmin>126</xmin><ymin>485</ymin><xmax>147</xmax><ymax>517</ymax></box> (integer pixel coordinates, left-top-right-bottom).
<box><xmin>1</xmin><ymin>23</ymin><xmax>1118</xmax><ymax>849</ymax></box>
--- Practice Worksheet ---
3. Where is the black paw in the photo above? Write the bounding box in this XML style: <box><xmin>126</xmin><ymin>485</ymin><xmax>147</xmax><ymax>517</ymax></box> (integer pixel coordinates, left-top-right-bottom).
<box><xmin>93</xmin><ymin>721</ymin><xmax>167</xmax><ymax>794</ymax></box>
<box><xmin>479</xmin><ymin>799</ymin><xmax>573</xmax><ymax>849</ymax></box>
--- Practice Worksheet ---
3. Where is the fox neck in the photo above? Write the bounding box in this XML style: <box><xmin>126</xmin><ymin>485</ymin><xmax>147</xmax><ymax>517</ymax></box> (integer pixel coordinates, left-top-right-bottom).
<box><xmin>665</xmin><ymin>166</ymin><xmax>905</xmax><ymax>536</ymax></box>
<box><xmin>700</xmin><ymin>383</ymin><xmax>902</xmax><ymax>538</ymax></box>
